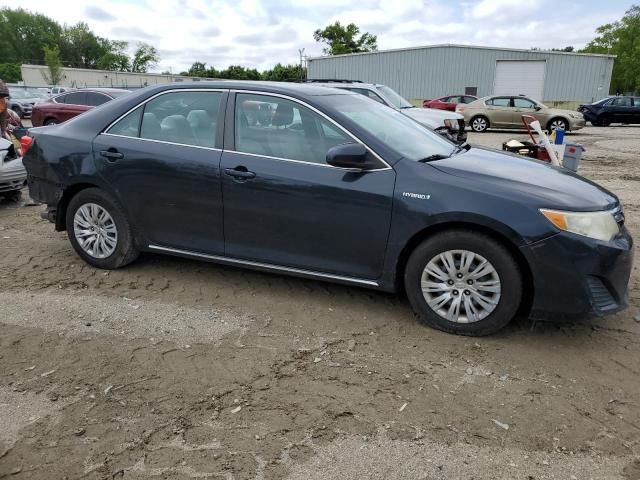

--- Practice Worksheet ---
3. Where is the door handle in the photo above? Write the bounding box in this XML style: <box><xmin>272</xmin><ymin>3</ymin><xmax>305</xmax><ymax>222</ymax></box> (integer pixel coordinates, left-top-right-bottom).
<box><xmin>224</xmin><ymin>167</ymin><xmax>256</xmax><ymax>180</ymax></box>
<box><xmin>100</xmin><ymin>149</ymin><xmax>124</xmax><ymax>161</ymax></box>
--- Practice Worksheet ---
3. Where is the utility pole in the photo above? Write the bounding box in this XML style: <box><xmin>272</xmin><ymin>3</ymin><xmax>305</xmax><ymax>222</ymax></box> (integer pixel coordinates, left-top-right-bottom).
<box><xmin>298</xmin><ymin>48</ymin><xmax>305</xmax><ymax>82</ymax></box>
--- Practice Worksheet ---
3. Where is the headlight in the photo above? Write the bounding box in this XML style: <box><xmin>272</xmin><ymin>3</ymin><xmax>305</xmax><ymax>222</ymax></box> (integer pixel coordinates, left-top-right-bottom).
<box><xmin>540</xmin><ymin>209</ymin><xmax>619</xmax><ymax>242</ymax></box>
<box><xmin>444</xmin><ymin>119</ymin><xmax>458</xmax><ymax>130</ymax></box>
<box><xmin>569</xmin><ymin>113</ymin><xmax>583</xmax><ymax>119</ymax></box>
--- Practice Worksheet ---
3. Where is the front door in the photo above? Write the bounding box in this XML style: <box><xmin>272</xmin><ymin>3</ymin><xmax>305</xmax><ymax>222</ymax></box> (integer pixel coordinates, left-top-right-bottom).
<box><xmin>512</xmin><ymin>97</ymin><xmax>540</xmax><ymax>127</ymax></box>
<box><xmin>221</xmin><ymin>93</ymin><xmax>395</xmax><ymax>280</ymax></box>
<box><xmin>94</xmin><ymin>89</ymin><xmax>227</xmax><ymax>254</ymax></box>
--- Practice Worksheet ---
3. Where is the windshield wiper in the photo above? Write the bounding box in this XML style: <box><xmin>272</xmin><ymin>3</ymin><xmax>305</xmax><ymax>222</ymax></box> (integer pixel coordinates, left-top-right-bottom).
<box><xmin>399</xmin><ymin>105</ymin><xmax>414</xmax><ymax>109</ymax></box>
<box><xmin>417</xmin><ymin>154</ymin><xmax>451</xmax><ymax>163</ymax></box>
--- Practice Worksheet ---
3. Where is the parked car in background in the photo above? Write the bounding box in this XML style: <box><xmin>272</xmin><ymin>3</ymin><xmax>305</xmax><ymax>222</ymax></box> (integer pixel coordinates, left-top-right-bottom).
<box><xmin>0</xmin><ymin>136</ymin><xmax>27</xmax><ymax>199</ymax></box>
<box><xmin>24</xmin><ymin>82</ymin><xmax>632</xmax><ymax>336</ymax></box>
<box><xmin>49</xmin><ymin>86</ymin><xmax>71</xmax><ymax>95</ymax></box>
<box><xmin>578</xmin><ymin>96</ymin><xmax>640</xmax><ymax>126</ymax></box>
<box><xmin>423</xmin><ymin>95</ymin><xmax>477</xmax><ymax>111</ymax></box>
<box><xmin>31</xmin><ymin>88</ymin><xmax>131</xmax><ymax>126</ymax></box>
<box><xmin>307</xmin><ymin>80</ymin><xmax>467</xmax><ymax>144</ymax></box>
<box><xmin>457</xmin><ymin>95</ymin><xmax>585</xmax><ymax>133</ymax></box>
<box><xmin>7</xmin><ymin>87</ymin><xmax>43</xmax><ymax>118</ymax></box>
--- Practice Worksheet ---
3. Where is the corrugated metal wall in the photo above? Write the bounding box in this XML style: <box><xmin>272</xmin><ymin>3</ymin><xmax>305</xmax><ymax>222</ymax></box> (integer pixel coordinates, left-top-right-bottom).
<box><xmin>307</xmin><ymin>46</ymin><xmax>614</xmax><ymax>104</ymax></box>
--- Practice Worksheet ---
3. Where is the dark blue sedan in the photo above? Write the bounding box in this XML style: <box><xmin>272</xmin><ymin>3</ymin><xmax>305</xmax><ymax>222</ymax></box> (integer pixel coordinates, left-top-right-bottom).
<box><xmin>24</xmin><ymin>82</ymin><xmax>633</xmax><ymax>336</ymax></box>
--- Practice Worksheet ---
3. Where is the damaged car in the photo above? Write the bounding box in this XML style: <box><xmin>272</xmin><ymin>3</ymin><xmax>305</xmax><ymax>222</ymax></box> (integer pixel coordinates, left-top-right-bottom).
<box><xmin>24</xmin><ymin>82</ymin><xmax>633</xmax><ymax>336</ymax></box>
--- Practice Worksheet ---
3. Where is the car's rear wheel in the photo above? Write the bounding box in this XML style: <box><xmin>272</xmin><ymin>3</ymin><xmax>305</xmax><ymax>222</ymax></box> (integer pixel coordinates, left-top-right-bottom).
<box><xmin>44</xmin><ymin>119</ymin><xmax>58</xmax><ymax>126</ymax></box>
<box><xmin>404</xmin><ymin>230</ymin><xmax>523</xmax><ymax>336</ymax></box>
<box><xmin>470</xmin><ymin>116</ymin><xmax>489</xmax><ymax>132</ymax></box>
<box><xmin>65</xmin><ymin>188</ymin><xmax>139</xmax><ymax>269</ymax></box>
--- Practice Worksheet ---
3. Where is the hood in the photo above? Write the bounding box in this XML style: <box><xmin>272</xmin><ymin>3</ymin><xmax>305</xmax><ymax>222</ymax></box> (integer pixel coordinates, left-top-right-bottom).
<box><xmin>402</xmin><ymin>107</ymin><xmax>463</xmax><ymax>128</ymax></box>
<box><xmin>430</xmin><ymin>147</ymin><xmax>617</xmax><ymax>211</ymax></box>
<box><xmin>548</xmin><ymin>107</ymin><xmax>581</xmax><ymax>117</ymax></box>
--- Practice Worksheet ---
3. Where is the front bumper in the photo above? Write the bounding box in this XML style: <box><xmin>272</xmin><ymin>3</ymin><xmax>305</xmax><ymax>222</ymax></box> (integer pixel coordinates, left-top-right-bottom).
<box><xmin>522</xmin><ymin>228</ymin><xmax>633</xmax><ymax>319</ymax></box>
<box><xmin>568</xmin><ymin>117</ymin><xmax>586</xmax><ymax>131</ymax></box>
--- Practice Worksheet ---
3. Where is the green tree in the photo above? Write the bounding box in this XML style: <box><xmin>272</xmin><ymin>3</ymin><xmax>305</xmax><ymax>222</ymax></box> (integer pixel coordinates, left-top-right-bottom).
<box><xmin>0</xmin><ymin>63</ymin><xmax>22</xmax><ymax>83</ymax></box>
<box><xmin>41</xmin><ymin>45</ymin><xmax>63</xmax><ymax>85</ymax></box>
<box><xmin>581</xmin><ymin>4</ymin><xmax>640</xmax><ymax>93</ymax></box>
<box><xmin>97</xmin><ymin>40</ymin><xmax>131</xmax><ymax>71</ymax></box>
<box><xmin>61</xmin><ymin>22</ymin><xmax>107</xmax><ymax>68</ymax></box>
<box><xmin>313</xmin><ymin>22</ymin><xmax>377</xmax><ymax>55</ymax></box>
<box><xmin>0</xmin><ymin>7</ymin><xmax>63</xmax><ymax>65</ymax></box>
<box><xmin>262</xmin><ymin>63</ymin><xmax>306</xmax><ymax>82</ymax></box>
<box><xmin>130</xmin><ymin>42</ymin><xmax>159</xmax><ymax>73</ymax></box>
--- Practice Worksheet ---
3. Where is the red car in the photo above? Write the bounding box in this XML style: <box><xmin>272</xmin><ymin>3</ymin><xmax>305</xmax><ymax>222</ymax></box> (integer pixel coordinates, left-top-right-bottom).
<box><xmin>31</xmin><ymin>88</ymin><xmax>130</xmax><ymax>127</ymax></box>
<box><xmin>423</xmin><ymin>94</ymin><xmax>478</xmax><ymax>111</ymax></box>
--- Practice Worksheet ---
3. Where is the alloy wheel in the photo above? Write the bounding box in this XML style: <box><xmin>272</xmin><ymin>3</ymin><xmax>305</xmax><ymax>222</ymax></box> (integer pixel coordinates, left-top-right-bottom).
<box><xmin>471</xmin><ymin>117</ymin><xmax>487</xmax><ymax>132</ymax></box>
<box><xmin>73</xmin><ymin>203</ymin><xmax>118</xmax><ymax>259</ymax></box>
<box><xmin>421</xmin><ymin>250</ymin><xmax>501</xmax><ymax>323</ymax></box>
<box><xmin>549</xmin><ymin>119</ymin><xmax>567</xmax><ymax>131</ymax></box>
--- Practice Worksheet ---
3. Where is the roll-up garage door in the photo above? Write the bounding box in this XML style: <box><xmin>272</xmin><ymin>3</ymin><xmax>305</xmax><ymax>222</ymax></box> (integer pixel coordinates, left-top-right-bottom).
<box><xmin>494</xmin><ymin>60</ymin><xmax>546</xmax><ymax>101</ymax></box>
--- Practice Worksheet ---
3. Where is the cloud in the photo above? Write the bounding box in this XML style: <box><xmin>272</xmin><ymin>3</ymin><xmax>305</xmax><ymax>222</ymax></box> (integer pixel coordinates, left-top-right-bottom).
<box><xmin>85</xmin><ymin>5</ymin><xmax>116</xmax><ymax>22</ymax></box>
<box><xmin>10</xmin><ymin>0</ymin><xmax>629</xmax><ymax>74</ymax></box>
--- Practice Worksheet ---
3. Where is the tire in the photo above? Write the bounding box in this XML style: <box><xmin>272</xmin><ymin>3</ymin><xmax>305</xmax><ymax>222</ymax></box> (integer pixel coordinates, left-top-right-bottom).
<box><xmin>65</xmin><ymin>188</ymin><xmax>139</xmax><ymax>269</ymax></box>
<box><xmin>44</xmin><ymin>119</ymin><xmax>58</xmax><ymax>126</ymax></box>
<box><xmin>598</xmin><ymin>115</ymin><xmax>611</xmax><ymax>127</ymax></box>
<box><xmin>404</xmin><ymin>229</ymin><xmax>523</xmax><ymax>336</ymax></box>
<box><xmin>547</xmin><ymin>118</ymin><xmax>568</xmax><ymax>132</ymax></box>
<box><xmin>470</xmin><ymin>116</ymin><xmax>489</xmax><ymax>132</ymax></box>
<box><xmin>13</xmin><ymin>107</ymin><xmax>24</xmax><ymax>119</ymax></box>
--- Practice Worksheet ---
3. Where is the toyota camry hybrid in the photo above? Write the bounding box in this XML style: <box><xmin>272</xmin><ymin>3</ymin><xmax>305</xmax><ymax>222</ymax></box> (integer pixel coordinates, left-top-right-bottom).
<box><xmin>23</xmin><ymin>82</ymin><xmax>633</xmax><ymax>336</ymax></box>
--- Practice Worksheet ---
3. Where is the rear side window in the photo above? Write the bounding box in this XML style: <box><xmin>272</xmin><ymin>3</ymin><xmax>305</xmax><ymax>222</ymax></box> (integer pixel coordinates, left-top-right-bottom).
<box><xmin>347</xmin><ymin>88</ymin><xmax>386</xmax><ymax>105</ymax></box>
<box><xmin>235</xmin><ymin>93</ymin><xmax>352</xmax><ymax>165</ymax></box>
<box><xmin>63</xmin><ymin>92</ymin><xmax>87</xmax><ymax>105</ymax></box>
<box><xmin>487</xmin><ymin>97</ymin><xmax>511</xmax><ymax>107</ymax></box>
<box><xmin>462</xmin><ymin>96</ymin><xmax>476</xmax><ymax>104</ymax></box>
<box><xmin>108</xmin><ymin>106</ymin><xmax>143</xmax><ymax>137</ymax></box>
<box><xmin>85</xmin><ymin>92</ymin><xmax>111</xmax><ymax>107</ymax></box>
<box><xmin>106</xmin><ymin>91</ymin><xmax>223</xmax><ymax>148</ymax></box>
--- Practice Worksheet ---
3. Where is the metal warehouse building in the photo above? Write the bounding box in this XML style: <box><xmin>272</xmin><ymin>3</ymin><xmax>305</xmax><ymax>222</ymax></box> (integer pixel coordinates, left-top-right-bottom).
<box><xmin>307</xmin><ymin>44</ymin><xmax>614</xmax><ymax>106</ymax></box>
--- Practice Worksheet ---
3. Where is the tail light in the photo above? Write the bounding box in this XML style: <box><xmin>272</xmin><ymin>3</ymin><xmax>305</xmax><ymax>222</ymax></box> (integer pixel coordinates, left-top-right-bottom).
<box><xmin>456</xmin><ymin>106</ymin><xmax>464</xmax><ymax>113</ymax></box>
<box><xmin>20</xmin><ymin>135</ymin><xmax>33</xmax><ymax>156</ymax></box>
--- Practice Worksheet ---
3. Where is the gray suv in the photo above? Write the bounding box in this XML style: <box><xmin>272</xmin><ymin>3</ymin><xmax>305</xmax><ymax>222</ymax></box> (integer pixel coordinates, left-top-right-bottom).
<box><xmin>307</xmin><ymin>80</ymin><xmax>466</xmax><ymax>144</ymax></box>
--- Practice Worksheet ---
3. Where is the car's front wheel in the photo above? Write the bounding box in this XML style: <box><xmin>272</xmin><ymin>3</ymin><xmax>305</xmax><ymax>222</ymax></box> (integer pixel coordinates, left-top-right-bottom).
<box><xmin>404</xmin><ymin>230</ymin><xmax>523</xmax><ymax>336</ymax></box>
<box><xmin>65</xmin><ymin>188</ymin><xmax>139</xmax><ymax>269</ymax></box>
<box><xmin>547</xmin><ymin>118</ymin><xmax>568</xmax><ymax>132</ymax></box>
<box><xmin>470</xmin><ymin>116</ymin><xmax>489</xmax><ymax>132</ymax></box>
<box><xmin>597</xmin><ymin>115</ymin><xmax>612</xmax><ymax>127</ymax></box>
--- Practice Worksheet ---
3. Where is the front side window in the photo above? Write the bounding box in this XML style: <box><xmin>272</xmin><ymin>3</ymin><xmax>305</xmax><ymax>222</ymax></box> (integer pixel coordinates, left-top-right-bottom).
<box><xmin>235</xmin><ymin>93</ymin><xmax>353</xmax><ymax>165</ymax></box>
<box><xmin>487</xmin><ymin>97</ymin><xmax>511</xmax><ymax>107</ymax></box>
<box><xmin>316</xmin><ymin>93</ymin><xmax>455</xmax><ymax>162</ymax></box>
<box><xmin>610</xmin><ymin>97</ymin><xmax>631</xmax><ymax>107</ymax></box>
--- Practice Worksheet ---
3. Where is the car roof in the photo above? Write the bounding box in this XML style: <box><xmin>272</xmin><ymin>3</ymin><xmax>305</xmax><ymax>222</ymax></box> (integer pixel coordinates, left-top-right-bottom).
<box><xmin>305</xmin><ymin>81</ymin><xmax>380</xmax><ymax>89</ymax></box>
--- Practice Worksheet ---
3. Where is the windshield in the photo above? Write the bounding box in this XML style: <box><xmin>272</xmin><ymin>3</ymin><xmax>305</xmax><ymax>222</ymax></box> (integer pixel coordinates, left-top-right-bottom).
<box><xmin>318</xmin><ymin>93</ymin><xmax>455</xmax><ymax>162</ymax></box>
<box><xmin>8</xmin><ymin>89</ymin><xmax>31</xmax><ymax>99</ymax></box>
<box><xmin>376</xmin><ymin>85</ymin><xmax>413</xmax><ymax>109</ymax></box>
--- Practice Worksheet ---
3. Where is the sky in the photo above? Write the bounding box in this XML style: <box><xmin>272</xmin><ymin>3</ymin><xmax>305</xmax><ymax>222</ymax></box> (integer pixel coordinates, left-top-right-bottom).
<box><xmin>2</xmin><ymin>0</ymin><xmax>635</xmax><ymax>73</ymax></box>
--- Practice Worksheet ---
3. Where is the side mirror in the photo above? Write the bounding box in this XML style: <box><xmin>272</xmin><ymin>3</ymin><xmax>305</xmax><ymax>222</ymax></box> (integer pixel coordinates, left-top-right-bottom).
<box><xmin>534</xmin><ymin>105</ymin><xmax>542</xmax><ymax>111</ymax></box>
<box><xmin>326</xmin><ymin>143</ymin><xmax>368</xmax><ymax>169</ymax></box>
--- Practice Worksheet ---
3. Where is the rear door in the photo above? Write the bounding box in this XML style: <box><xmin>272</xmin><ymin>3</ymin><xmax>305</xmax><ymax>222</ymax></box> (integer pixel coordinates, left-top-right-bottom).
<box><xmin>608</xmin><ymin>97</ymin><xmax>633</xmax><ymax>123</ymax></box>
<box><xmin>93</xmin><ymin>89</ymin><xmax>227</xmax><ymax>254</ymax></box>
<box><xmin>485</xmin><ymin>97</ymin><xmax>513</xmax><ymax>127</ymax></box>
<box><xmin>220</xmin><ymin>92</ymin><xmax>395</xmax><ymax>280</ymax></box>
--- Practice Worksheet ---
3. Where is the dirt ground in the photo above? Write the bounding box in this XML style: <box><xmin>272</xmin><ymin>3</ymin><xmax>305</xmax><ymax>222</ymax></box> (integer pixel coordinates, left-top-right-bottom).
<box><xmin>1</xmin><ymin>125</ymin><xmax>639</xmax><ymax>480</ymax></box>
